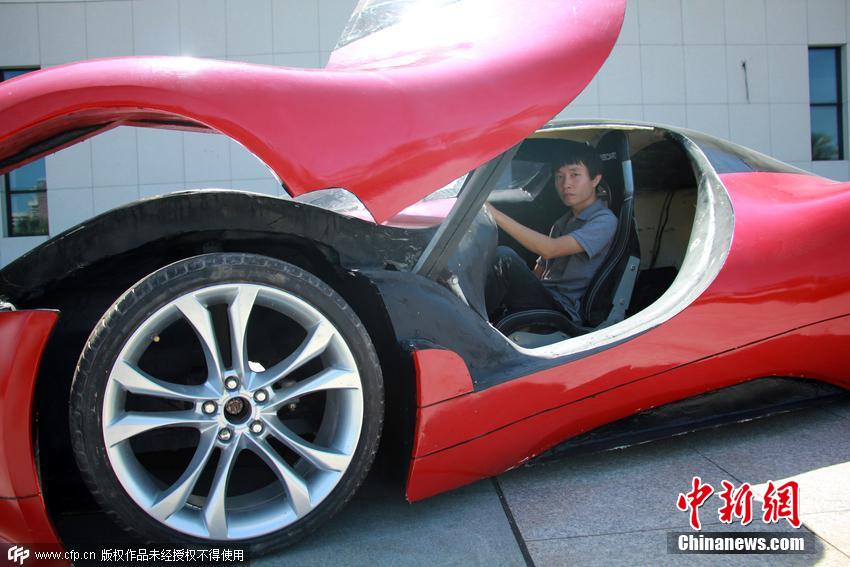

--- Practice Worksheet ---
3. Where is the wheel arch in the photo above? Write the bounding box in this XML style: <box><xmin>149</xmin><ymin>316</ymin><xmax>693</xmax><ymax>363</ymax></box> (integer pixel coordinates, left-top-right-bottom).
<box><xmin>0</xmin><ymin>190</ymin><xmax>430</xmax><ymax>305</ymax></box>
<box><xmin>3</xmin><ymin>192</ymin><xmax>423</xmax><ymax>523</ymax></box>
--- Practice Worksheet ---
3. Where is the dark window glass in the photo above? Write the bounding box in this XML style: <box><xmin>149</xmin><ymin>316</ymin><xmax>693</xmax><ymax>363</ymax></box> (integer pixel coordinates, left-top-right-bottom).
<box><xmin>9</xmin><ymin>159</ymin><xmax>46</xmax><ymax>192</ymax></box>
<box><xmin>8</xmin><ymin>192</ymin><xmax>49</xmax><ymax>236</ymax></box>
<box><xmin>2</xmin><ymin>69</ymin><xmax>30</xmax><ymax>81</ymax></box>
<box><xmin>808</xmin><ymin>47</ymin><xmax>844</xmax><ymax>161</ymax></box>
<box><xmin>811</xmin><ymin>106</ymin><xmax>841</xmax><ymax>160</ymax></box>
<box><xmin>809</xmin><ymin>48</ymin><xmax>839</xmax><ymax>104</ymax></box>
<box><xmin>2</xmin><ymin>67</ymin><xmax>48</xmax><ymax>237</ymax></box>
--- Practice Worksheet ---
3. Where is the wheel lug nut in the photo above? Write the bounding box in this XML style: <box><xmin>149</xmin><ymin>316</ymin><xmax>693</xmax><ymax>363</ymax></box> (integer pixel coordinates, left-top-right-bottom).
<box><xmin>249</xmin><ymin>420</ymin><xmax>264</xmax><ymax>435</ymax></box>
<box><xmin>202</xmin><ymin>401</ymin><xmax>217</xmax><ymax>415</ymax></box>
<box><xmin>288</xmin><ymin>403</ymin><xmax>297</xmax><ymax>411</ymax></box>
<box><xmin>225</xmin><ymin>376</ymin><xmax>240</xmax><ymax>391</ymax></box>
<box><xmin>218</xmin><ymin>428</ymin><xmax>233</xmax><ymax>442</ymax></box>
<box><xmin>253</xmin><ymin>390</ymin><xmax>268</xmax><ymax>403</ymax></box>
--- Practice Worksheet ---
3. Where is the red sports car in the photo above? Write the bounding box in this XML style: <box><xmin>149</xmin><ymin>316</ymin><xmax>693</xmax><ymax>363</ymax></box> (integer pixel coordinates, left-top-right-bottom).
<box><xmin>1</xmin><ymin>0</ymin><xmax>849</xmax><ymax>556</ymax></box>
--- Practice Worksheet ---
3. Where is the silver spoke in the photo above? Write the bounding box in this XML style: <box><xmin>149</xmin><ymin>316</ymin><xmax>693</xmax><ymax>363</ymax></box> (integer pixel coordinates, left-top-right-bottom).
<box><xmin>174</xmin><ymin>295</ymin><xmax>225</xmax><ymax>384</ymax></box>
<box><xmin>203</xmin><ymin>438</ymin><xmax>242</xmax><ymax>540</ymax></box>
<box><xmin>245</xmin><ymin>436</ymin><xmax>312</xmax><ymax>518</ymax></box>
<box><xmin>265</xmin><ymin>417</ymin><xmax>350</xmax><ymax>472</ymax></box>
<box><xmin>105</xmin><ymin>411</ymin><xmax>209</xmax><ymax>447</ymax></box>
<box><xmin>150</xmin><ymin>427</ymin><xmax>218</xmax><ymax>521</ymax></box>
<box><xmin>228</xmin><ymin>286</ymin><xmax>258</xmax><ymax>377</ymax></box>
<box><xmin>250</xmin><ymin>321</ymin><xmax>335</xmax><ymax>391</ymax></box>
<box><xmin>266</xmin><ymin>367</ymin><xmax>360</xmax><ymax>411</ymax></box>
<box><xmin>112</xmin><ymin>360</ymin><xmax>217</xmax><ymax>401</ymax></box>
<box><xmin>103</xmin><ymin>279</ymin><xmax>365</xmax><ymax>541</ymax></box>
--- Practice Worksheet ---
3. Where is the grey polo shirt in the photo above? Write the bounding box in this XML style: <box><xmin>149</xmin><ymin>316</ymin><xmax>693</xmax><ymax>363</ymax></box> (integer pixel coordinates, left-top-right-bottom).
<box><xmin>537</xmin><ymin>199</ymin><xmax>617</xmax><ymax>321</ymax></box>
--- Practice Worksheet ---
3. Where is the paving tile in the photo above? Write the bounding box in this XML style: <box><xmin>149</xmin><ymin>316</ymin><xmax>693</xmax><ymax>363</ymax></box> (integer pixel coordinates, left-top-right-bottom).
<box><xmin>526</xmin><ymin>523</ymin><xmax>848</xmax><ymax>567</ymax></box>
<box><xmin>497</xmin><ymin>437</ymin><xmax>729</xmax><ymax>540</ymax></box>
<box><xmin>688</xmin><ymin>408</ymin><xmax>850</xmax><ymax>514</ymax></box>
<box><xmin>800</xmin><ymin>510</ymin><xmax>850</xmax><ymax>557</ymax></box>
<box><xmin>258</xmin><ymin>474</ymin><xmax>524</xmax><ymax>567</ymax></box>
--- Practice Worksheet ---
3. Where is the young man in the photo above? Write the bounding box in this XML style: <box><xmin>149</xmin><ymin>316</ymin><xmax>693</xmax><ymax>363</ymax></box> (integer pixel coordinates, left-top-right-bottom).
<box><xmin>485</xmin><ymin>145</ymin><xmax>617</xmax><ymax>323</ymax></box>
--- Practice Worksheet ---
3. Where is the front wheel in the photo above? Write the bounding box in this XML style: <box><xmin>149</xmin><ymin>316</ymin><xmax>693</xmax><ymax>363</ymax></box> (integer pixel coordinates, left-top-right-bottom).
<box><xmin>70</xmin><ymin>253</ymin><xmax>383</xmax><ymax>554</ymax></box>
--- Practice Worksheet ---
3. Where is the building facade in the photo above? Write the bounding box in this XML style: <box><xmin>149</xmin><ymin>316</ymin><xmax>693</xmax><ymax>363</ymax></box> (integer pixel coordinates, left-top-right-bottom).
<box><xmin>0</xmin><ymin>0</ymin><xmax>848</xmax><ymax>265</ymax></box>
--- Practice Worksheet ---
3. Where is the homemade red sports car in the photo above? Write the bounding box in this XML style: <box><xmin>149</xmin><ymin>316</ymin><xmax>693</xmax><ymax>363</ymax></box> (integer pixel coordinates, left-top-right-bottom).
<box><xmin>2</xmin><ymin>0</ymin><xmax>849</xmax><ymax>556</ymax></box>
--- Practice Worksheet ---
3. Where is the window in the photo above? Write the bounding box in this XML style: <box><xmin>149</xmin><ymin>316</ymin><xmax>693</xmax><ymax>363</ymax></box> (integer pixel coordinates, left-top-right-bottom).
<box><xmin>1</xmin><ymin>68</ymin><xmax>48</xmax><ymax>237</ymax></box>
<box><xmin>808</xmin><ymin>47</ymin><xmax>844</xmax><ymax>161</ymax></box>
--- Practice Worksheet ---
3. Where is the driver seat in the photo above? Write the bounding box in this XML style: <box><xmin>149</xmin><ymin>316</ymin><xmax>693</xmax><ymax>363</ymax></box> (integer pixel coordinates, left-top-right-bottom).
<box><xmin>497</xmin><ymin>131</ymin><xmax>641</xmax><ymax>345</ymax></box>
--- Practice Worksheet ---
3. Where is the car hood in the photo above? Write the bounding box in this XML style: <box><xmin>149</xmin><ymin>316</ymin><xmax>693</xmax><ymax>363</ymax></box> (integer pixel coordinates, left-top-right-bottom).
<box><xmin>0</xmin><ymin>0</ymin><xmax>624</xmax><ymax>223</ymax></box>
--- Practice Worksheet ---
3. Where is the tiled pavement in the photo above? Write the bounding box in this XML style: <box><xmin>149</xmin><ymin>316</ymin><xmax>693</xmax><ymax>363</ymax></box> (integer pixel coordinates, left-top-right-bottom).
<box><xmin>261</xmin><ymin>398</ymin><xmax>850</xmax><ymax>566</ymax></box>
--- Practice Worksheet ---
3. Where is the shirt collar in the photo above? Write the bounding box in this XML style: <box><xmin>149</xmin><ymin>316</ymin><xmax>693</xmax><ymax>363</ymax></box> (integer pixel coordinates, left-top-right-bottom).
<box><xmin>572</xmin><ymin>198</ymin><xmax>606</xmax><ymax>221</ymax></box>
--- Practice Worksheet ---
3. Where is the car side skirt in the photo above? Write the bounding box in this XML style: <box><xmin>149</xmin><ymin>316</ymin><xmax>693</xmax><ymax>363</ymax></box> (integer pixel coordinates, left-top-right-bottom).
<box><xmin>406</xmin><ymin>314</ymin><xmax>850</xmax><ymax>501</ymax></box>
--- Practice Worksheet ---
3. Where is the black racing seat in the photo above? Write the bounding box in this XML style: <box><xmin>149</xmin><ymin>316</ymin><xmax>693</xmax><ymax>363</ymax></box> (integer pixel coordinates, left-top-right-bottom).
<box><xmin>497</xmin><ymin>130</ymin><xmax>641</xmax><ymax>343</ymax></box>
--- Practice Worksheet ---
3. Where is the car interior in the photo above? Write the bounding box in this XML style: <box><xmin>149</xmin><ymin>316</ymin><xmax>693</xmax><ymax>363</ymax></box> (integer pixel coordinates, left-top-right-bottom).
<box><xmin>485</xmin><ymin>126</ymin><xmax>699</xmax><ymax>347</ymax></box>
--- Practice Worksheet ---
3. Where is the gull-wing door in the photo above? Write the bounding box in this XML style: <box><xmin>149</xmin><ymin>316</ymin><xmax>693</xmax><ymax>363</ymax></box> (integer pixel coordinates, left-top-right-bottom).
<box><xmin>0</xmin><ymin>0</ymin><xmax>624</xmax><ymax>223</ymax></box>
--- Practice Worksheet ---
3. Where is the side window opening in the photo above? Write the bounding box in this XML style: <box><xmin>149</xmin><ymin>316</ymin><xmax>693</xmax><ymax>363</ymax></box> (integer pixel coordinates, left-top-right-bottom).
<box><xmin>483</xmin><ymin>128</ymin><xmax>699</xmax><ymax>349</ymax></box>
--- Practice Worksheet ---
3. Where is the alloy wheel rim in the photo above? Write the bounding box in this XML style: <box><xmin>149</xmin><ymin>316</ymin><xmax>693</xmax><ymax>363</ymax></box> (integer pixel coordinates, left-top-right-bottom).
<box><xmin>101</xmin><ymin>283</ymin><xmax>364</xmax><ymax>540</ymax></box>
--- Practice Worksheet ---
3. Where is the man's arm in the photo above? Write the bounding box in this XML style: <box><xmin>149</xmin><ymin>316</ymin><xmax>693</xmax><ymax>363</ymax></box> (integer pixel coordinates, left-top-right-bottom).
<box><xmin>486</xmin><ymin>204</ymin><xmax>584</xmax><ymax>260</ymax></box>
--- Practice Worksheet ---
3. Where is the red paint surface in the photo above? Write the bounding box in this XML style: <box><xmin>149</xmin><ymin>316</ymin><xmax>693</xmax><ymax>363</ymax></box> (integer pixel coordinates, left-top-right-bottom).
<box><xmin>413</xmin><ymin>349</ymin><xmax>474</xmax><ymax>407</ymax></box>
<box><xmin>0</xmin><ymin>310</ymin><xmax>58</xmax><ymax>498</ymax></box>
<box><xmin>0</xmin><ymin>0</ymin><xmax>625</xmax><ymax>223</ymax></box>
<box><xmin>407</xmin><ymin>171</ymin><xmax>850</xmax><ymax>498</ymax></box>
<box><xmin>407</xmin><ymin>314</ymin><xmax>850</xmax><ymax>501</ymax></box>
<box><xmin>0</xmin><ymin>495</ymin><xmax>63</xmax><ymax>550</ymax></box>
<box><xmin>0</xmin><ymin>311</ymin><xmax>63</xmax><ymax>555</ymax></box>
<box><xmin>411</xmin><ymin>172</ymin><xmax>850</xmax><ymax>457</ymax></box>
<box><xmin>409</xmin><ymin>349</ymin><xmax>475</xmax><ymax>475</ymax></box>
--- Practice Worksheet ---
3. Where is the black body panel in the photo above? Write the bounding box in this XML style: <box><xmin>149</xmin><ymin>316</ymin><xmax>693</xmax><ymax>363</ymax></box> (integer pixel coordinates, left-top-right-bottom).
<box><xmin>0</xmin><ymin>190</ymin><xmax>433</xmax><ymax>304</ymax></box>
<box><xmin>531</xmin><ymin>377</ymin><xmax>848</xmax><ymax>463</ymax></box>
<box><xmin>361</xmin><ymin>269</ymin><xmax>628</xmax><ymax>389</ymax></box>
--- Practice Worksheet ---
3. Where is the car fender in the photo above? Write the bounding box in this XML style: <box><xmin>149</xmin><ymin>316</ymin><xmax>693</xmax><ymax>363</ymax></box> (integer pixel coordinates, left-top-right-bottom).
<box><xmin>0</xmin><ymin>190</ymin><xmax>432</xmax><ymax>304</ymax></box>
<box><xmin>0</xmin><ymin>310</ymin><xmax>63</xmax><ymax>547</ymax></box>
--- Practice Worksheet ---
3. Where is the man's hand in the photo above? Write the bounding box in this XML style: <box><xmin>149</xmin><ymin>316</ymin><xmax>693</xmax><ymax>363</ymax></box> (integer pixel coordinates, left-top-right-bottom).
<box><xmin>485</xmin><ymin>203</ymin><xmax>584</xmax><ymax>260</ymax></box>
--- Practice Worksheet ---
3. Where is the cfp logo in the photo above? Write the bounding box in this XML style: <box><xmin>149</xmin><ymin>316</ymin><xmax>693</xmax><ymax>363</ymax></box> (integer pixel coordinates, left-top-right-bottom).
<box><xmin>7</xmin><ymin>546</ymin><xmax>29</xmax><ymax>565</ymax></box>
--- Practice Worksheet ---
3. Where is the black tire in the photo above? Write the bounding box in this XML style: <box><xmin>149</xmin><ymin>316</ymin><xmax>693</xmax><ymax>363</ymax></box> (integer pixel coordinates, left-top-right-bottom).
<box><xmin>69</xmin><ymin>253</ymin><xmax>383</xmax><ymax>555</ymax></box>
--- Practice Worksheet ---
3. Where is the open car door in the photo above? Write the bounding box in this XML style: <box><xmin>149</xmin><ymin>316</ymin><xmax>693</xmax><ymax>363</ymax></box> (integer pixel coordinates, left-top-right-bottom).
<box><xmin>0</xmin><ymin>0</ymin><xmax>625</xmax><ymax>223</ymax></box>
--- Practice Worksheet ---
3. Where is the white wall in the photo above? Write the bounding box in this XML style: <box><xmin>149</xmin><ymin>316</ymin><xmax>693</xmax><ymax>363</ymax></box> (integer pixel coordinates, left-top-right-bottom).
<box><xmin>0</xmin><ymin>0</ymin><xmax>848</xmax><ymax>266</ymax></box>
<box><xmin>559</xmin><ymin>0</ymin><xmax>850</xmax><ymax>179</ymax></box>
<box><xmin>0</xmin><ymin>0</ymin><xmax>358</xmax><ymax>266</ymax></box>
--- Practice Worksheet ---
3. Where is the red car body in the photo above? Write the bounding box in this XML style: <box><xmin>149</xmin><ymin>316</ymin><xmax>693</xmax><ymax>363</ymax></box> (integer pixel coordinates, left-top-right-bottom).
<box><xmin>407</xmin><ymin>168</ymin><xmax>850</xmax><ymax>499</ymax></box>
<box><xmin>2</xmin><ymin>0</ymin><xmax>849</xmax><ymax>552</ymax></box>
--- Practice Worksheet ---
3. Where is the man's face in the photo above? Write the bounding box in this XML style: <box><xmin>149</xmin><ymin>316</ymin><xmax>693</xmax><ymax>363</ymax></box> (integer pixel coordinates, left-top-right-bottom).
<box><xmin>555</xmin><ymin>162</ymin><xmax>601</xmax><ymax>212</ymax></box>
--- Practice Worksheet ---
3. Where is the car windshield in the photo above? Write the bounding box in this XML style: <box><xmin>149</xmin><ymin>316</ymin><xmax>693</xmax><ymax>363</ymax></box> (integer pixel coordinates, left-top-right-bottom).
<box><xmin>294</xmin><ymin>157</ymin><xmax>547</xmax><ymax>227</ymax></box>
<box><xmin>336</xmin><ymin>0</ymin><xmax>461</xmax><ymax>49</ymax></box>
<box><xmin>425</xmin><ymin>160</ymin><xmax>548</xmax><ymax>201</ymax></box>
